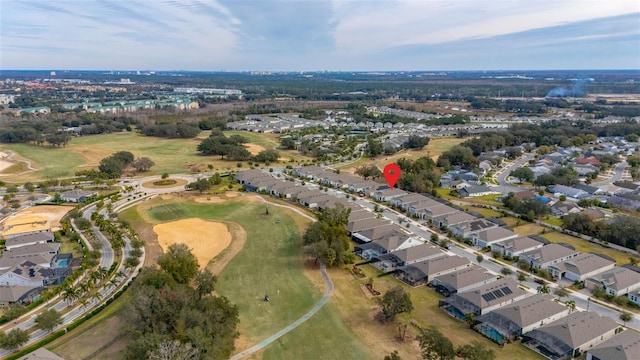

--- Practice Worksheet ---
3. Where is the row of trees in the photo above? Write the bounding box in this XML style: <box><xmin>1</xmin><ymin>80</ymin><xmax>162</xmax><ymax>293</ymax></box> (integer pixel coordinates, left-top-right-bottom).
<box><xmin>139</xmin><ymin>123</ymin><xmax>200</xmax><ymax>138</ymax></box>
<box><xmin>303</xmin><ymin>205</ymin><xmax>354</xmax><ymax>267</ymax></box>
<box><xmin>502</xmin><ymin>192</ymin><xmax>551</xmax><ymax>220</ymax></box>
<box><xmin>562</xmin><ymin>214</ymin><xmax>640</xmax><ymax>251</ymax></box>
<box><xmin>417</xmin><ymin>326</ymin><xmax>495</xmax><ymax>360</ymax></box>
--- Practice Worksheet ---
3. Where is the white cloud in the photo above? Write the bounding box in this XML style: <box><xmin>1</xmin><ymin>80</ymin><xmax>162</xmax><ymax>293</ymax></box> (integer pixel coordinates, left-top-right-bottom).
<box><xmin>332</xmin><ymin>0</ymin><xmax>640</xmax><ymax>54</ymax></box>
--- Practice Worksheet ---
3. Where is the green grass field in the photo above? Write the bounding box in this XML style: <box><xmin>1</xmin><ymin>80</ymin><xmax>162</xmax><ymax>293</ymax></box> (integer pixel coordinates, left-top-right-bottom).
<box><xmin>541</xmin><ymin>231</ymin><xmax>631</xmax><ymax>265</ymax></box>
<box><xmin>0</xmin><ymin>131</ymin><xmax>314</xmax><ymax>182</ymax></box>
<box><xmin>146</xmin><ymin>198</ymin><xmax>374</xmax><ymax>358</ymax></box>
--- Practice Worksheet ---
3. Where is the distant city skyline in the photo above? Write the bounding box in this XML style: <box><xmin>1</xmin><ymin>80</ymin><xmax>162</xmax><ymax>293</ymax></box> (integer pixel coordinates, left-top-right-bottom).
<box><xmin>1</xmin><ymin>0</ymin><xmax>639</xmax><ymax>71</ymax></box>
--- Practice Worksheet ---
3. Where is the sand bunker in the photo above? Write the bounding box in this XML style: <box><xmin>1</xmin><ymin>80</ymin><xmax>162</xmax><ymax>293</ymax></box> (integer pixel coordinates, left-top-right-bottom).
<box><xmin>244</xmin><ymin>143</ymin><xmax>266</xmax><ymax>155</ymax></box>
<box><xmin>153</xmin><ymin>218</ymin><xmax>231</xmax><ymax>268</ymax></box>
<box><xmin>161</xmin><ymin>194</ymin><xmax>174</xmax><ymax>200</ymax></box>
<box><xmin>1</xmin><ymin>205</ymin><xmax>73</xmax><ymax>236</ymax></box>
<box><xmin>194</xmin><ymin>196</ymin><xmax>226</xmax><ymax>204</ymax></box>
<box><xmin>225</xmin><ymin>192</ymin><xmax>239</xmax><ymax>198</ymax></box>
<box><xmin>0</xmin><ymin>160</ymin><xmax>13</xmax><ymax>172</ymax></box>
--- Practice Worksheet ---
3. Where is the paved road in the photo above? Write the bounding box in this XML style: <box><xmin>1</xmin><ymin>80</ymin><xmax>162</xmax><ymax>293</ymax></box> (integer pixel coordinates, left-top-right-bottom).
<box><xmin>593</xmin><ymin>161</ymin><xmax>628</xmax><ymax>186</ymax></box>
<box><xmin>495</xmin><ymin>154</ymin><xmax>534</xmax><ymax>194</ymax></box>
<box><xmin>229</xmin><ymin>261</ymin><xmax>333</xmax><ymax>360</ymax></box>
<box><xmin>83</xmin><ymin>205</ymin><xmax>114</xmax><ymax>269</ymax></box>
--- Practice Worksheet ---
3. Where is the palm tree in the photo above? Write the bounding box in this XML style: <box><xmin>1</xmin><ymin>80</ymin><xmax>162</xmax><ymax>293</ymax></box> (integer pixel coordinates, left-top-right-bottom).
<box><xmin>79</xmin><ymin>298</ymin><xmax>89</xmax><ymax>314</ymax></box>
<box><xmin>114</xmin><ymin>271</ymin><xmax>126</xmax><ymax>280</ymax></box>
<box><xmin>90</xmin><ymin>291</ymin><xmax>102</xmax><ymax>305</ymax></box>
<box><xmin>464</xmin><ymin>313</ymin><xmax>476</xmax><ymax>328</ymax></box>
<box><xmin>108</xmin><ymin>278</ymin><xmax>119</xmax><ymax>291</ymax></box>
<box><xmin>62</xmin><ymin>286</ymin><xmax>77</xmax><ymax>307</ymax></box>
<box><xmin>565</xmin><ymin>300</ymin><xmax>576</xmax><ymax>313</ymax></box>
<box><xmin>537</xmin><ymin>285</ymin><xmax>550</xmax><ymax>294</ymax></box>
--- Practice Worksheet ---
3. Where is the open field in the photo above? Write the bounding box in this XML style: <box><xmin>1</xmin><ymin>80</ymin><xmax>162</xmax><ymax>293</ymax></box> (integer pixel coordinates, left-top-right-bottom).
<box><xmin>130</xmin><ymin>196</ymin><xmax>372</xmax><ymax>358</ymax></box>
<box><xmin>0</xmin><ymin>131</ymin><xmax>305</xmax><ymax>182</ymax></box>
<box><xmin>1</xmin><ymin>205</ymin><xmax>73</xmax><ymax>236</ymax></box>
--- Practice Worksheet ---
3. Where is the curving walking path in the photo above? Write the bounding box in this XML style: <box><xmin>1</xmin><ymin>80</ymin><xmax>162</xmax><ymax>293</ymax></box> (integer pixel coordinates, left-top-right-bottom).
<box><xmin>229</xmin><ymin>261</ymin><xmax>333</xmax><ymax>360</ymax></box>
<box><xmin>229</xmin><ymin>195</ymin><xmax>333</xmax><ymax>359</ymax></box>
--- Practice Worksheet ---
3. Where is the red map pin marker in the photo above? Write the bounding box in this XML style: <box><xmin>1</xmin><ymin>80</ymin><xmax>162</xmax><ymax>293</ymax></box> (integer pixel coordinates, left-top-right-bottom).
<box><xmin>383</xmin><ymin>163</ymin><xmax>401</xmax><ymax>188</ymax></box>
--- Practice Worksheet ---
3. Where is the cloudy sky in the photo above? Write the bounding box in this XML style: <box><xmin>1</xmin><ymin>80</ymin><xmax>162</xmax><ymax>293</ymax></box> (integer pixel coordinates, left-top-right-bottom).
<box><xmin>1</xmin><ymin>0</ymin><xmax>639</xmax><ymax>71</ymax></box>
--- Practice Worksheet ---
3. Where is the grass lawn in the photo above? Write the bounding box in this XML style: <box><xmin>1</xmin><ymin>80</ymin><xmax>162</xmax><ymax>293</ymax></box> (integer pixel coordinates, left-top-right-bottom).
<box><xmin>463</xmin><ymin>206</ymin><xmax>502</xmax><ymax>218</ymax></box>
<box><xmin>512</xmin><ymin>223</ymin><xmax>547</xmax><ymax>236</ymax></box>
<box><xmin>58</xmin><ymin>237</ymin><xmax>84</xmax><ymax>258</ymax></box>
<box><xmin>543</xmin><ymin>217</ymin><xmax>564</xmax><ymax>227</ymax></box>
<box><xmin>0</xmin><ymin>131</ymin><xmax>309</xmax><ymax>182</ymax></box>
<box><xmin>48</xmin><ymin>292</ymin><xmax>131</xmax><ymax>359</ymax></box>
<box><xmin>542</xmin><ymin>231</ymin><xmax>631</xmax><ymax>265</ymax></box>
<box><xmin>142</xmin><ymin>197</ymin><xmax>373</xmax><ymax>357</ymax></box>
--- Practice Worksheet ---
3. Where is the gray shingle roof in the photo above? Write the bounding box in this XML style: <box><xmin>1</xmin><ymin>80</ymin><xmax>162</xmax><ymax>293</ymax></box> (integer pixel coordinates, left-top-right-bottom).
<box><xmin>433</xmin><ymin>265</ymin><xmax>497</xmax><ymax>291</ymax></box>
<box><xmin>483</xmin><ymin>294</ymin><xmax>568</xmax><ymax>328</ymax></box>
<box><xmin>526</xmin><ymin>311</ymin><xmax>618</xmax><ymax>350</ymax></box>
<box><xmin>587</xmin><ymin>329</ymin><xmax>640</xmax><ymax>360</ymax></box>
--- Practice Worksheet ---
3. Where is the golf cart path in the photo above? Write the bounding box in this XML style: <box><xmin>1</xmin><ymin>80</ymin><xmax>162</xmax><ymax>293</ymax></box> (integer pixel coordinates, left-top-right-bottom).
<box><xmin>230</xmin><ymin>198</ymin><xmax>333</xmax><ymax>360</ymax></box>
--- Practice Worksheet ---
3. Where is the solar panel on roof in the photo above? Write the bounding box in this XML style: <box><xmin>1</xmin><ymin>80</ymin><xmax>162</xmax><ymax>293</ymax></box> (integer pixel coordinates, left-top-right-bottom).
<box><xmin>501</xmin><ymin>286</ymin><xmax>513</xmax><ymax>295</ymax></box>
<box><xmin>493</xmin><ymin>289</ymin><xmax>504</xmax><ymax>298</ymax></box>
<box><xmin>481</xmin><ymin>294</ymin><xmax>492</xmax><ymax>302</ymax></box>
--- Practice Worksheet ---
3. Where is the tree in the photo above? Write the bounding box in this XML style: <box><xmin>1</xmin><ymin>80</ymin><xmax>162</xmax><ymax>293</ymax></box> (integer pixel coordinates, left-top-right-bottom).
<box><xmin>133</xmin><ymin>157</ymin><xmax>155</xmax><ymax>172</ymax></box>
<box><xmin>620</xmin><ymin>311</ymin><xmax>632</xmax><ymax>326</ymax></box>
<box><xmin>158</xmin><ymin>243</ymin><xmax>200</xmax><ymax>284</ymax></box>
<box><xmin>405</xmin><ymin>135</ymin><xmax>430</xmax><ymax>149</ymax></box>
<box><xmin>537</xmin><ymin>285</ymin><xmax>550</xmax><ymax>294</ymax></box>
<box><xmin>510</xmin><ymin>167</ymin><xmax>534</xmax><ymax>183</ymax></box>
<box><xmin>186</xmin><ymin>178</ymin><xmax>212</xmax><ymax>193</ymax></box>
<box><xmin>252</xmin><ymin>149</ymin><xmax>280</xmax><ymax>163</ymax></box>
<box><xmin>476</xmin><ymin>254</ymin><xmax>484</xmax><ymax>263</ymax></box>
<box><xmin>517</xmin><ymin>272</ymin><xmax>527</xmax><ymax>283</ymax></box>
<box><xmin>2</xmin><ymin>303</ymin><xmax>26</xmax><ymax>321</ymax></box>
<box><xmin>0</xmin><ymin>328</ymin><xmax>29</xmax><ymax>352</ymax></box>
<box><xmin>195</xmin><ymin>269</ymin><xmax>217</xmax><ymax>299</ymax></box>
<box><xmin>464</xmin><ymin>313</ymin><xmax>476</xmax><ymax>328</ymax></box>
<box><xmin>366</xmin><ymin>138</ymin><xmax>383</xmax><ymax>157</ymax></box>
<box><xmin>501</xmin><ymin>267</ymin><xmax>512</xmax><ymax>276</ymax></box>
<box><xmin>303</xmin><ymin>204</ymin><xmax>352</xmax><ymax>266</ymax></box>
<box><xmin>355</xmin><ymin>164</ymin><xmax>382</xmax><ymax>180</ymax></box>
<box><xmin>379</xmin><ymin>286</ymin><xmax>413</xmax><ymax>322</ymax></box>
<box><xmin>565</xmin><ymin>300</ymin><xmax>576</xmax><ymax>313</ymax></box>
<box><xmin>384</xmin><ymin>351</ymin><xmax>402</xmax><ymax>360</ymax></box>
<box><xmin>23</xmin><ymin>182</ymin><xmax>35</xmax><ymax>192</ymax></box>
<box><xmin>147</xmin><ymin>340</ymin><xmax>200</xmax><ymax>360</ymax></box>
<box><xmin>417</xmin><ymin>326</ymin><xmax>455</xmax><ymax>360</ymax></box>
<box><xmin>35</xmin><ymin>309</ymin><xmax>62</xmax><ymax>333</ymax></box>
<box><xmin>456</xmin><ymin>340</ymin><xmax>496</xmax><ymax>360</ymax></box>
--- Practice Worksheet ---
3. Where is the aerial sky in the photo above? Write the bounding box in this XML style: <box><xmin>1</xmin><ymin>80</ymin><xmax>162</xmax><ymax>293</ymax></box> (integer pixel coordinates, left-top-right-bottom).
<box><xmin>1</xmin><ymin>0</ymin><xmax>639</xmax><ymax>71</ymax></box>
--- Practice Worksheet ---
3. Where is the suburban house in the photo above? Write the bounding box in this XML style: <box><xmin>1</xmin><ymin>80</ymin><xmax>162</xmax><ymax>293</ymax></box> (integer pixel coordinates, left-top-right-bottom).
<box><xmin>245</xmin><ymin>177</ymin><xmax>282</xmax><ymax>192</ymax></box>
<box><xmin>291</xmin><ymin>166</ymin><xmax>325</xmax><ymax>180</ymax></box>
<box><xmin>472</xmin><ymin>227</ymin><xmax>519</xmax><ymax>248</ymax></box>
<box><xmin>520</xmin><ymin>243</ymin><xmax>578</xmax><ymax>270</ymax></box>
<box><xmin>407</xmin><ymin>199</ymin><xmax>444</xmax><ymax>218</ymax></box>
<box><xmin>432</xmin><ymin>265</ymin><xmax>499</xmax><ymax>297</ymax></box>
<box><xmin>2</xmin><ymin>243</ymin><xmax>60</xmax><ymax>259</ymax></box>
<box><xmin>396</xmin><ymin>255</ymin><xmax>471</xmax><ymax>287</ymax></box>
<box><xmin>347</xmin><ymin>218</ymin><xmax>391</xmax><ymax>236</ymax></box>
<box><xmin>0</xmin><ymin>285</ymin><xmax>42</xmax><ymax>308</ymax></box>
<box><xmin>522</xmin><ymin>312</ymin><xmax>618</xmax><ymax>360</ymax></box>
<box><xmin>348</xmin><ymin>209</ymin><xmax>376</xmax><ymax>222</ymax></box>
<box><xmin>474</xmin><ymin>294</ymin><xmax>571</xmax><ymax>344</ymax></box>
<box><xmin>547</xmin><ymin>253</ymin><xmax>616</xmax><ymax>282</ymax></box>
<box><xmin>551</xmin><ymin>201</ymin><xmax>582</xmax><ymax>217</ymax></box>
<box><xmin>629</xmin><ymin>289</ymin><xmax>640</xmax><ymax>306</ymax></box>
<box><xmin>59</xmin><ymin>189</ymin><xmax>97</xmax><ymax>203</ymax></box>
<box><xmin>584</xmin><ymin>267</ymin><xmax>640</xmax><ymax>297</ymax></box>
<box><xmin>354</xmin><ymin>232</ymin><xmax>423</xmax><ymax>261</ymax></box>
<box><xmin>390</xmin><ymin>193</ymin><xmax>430</xmax><ymax>210</ymax></box>
<box><xmin>435</xmin><ymin>211</ymin><xmax>477</xmax><ymax>229</ymax></box>
<box><xmin>4</xmin><ymin>231</ymin><xmax>55</xmax><ymax>250</ymax></box>
<box><xmin>372</xmin><ymin>243</ymin><xmax>444</xmax><ymax>272</ymax></box>
<box><xmin>549</xmin><ymin>185</ymin><xmax>590</xmax><ymax>200</ymax></box>
<box><xmin>347</xmin><ymin>180</ymin><xmax>381</xmax><ymax>195</ymax></box>
<box><xmin>417</xmin><ymin>204</ymin><xmax>459</xmax><ymax>222</ymax></box>
<box><xmin>586</xmin><ymin>329</ymin><xmax>640</xmax><ymax>360</ymax></box>
<box><xmin>0</xmin><ymin>261</ymin><xmax>71</xmax><ymax>287</ymax></box>
<box><xmin>235</xmin><ymin>169</ymin><xmax>271</xmax><ymax>185</ymax></box>
<box><xmin>457</xmin><ymin>185</ymin><xmax>500</xmax><ymax>198</ymax></box>
<box><xmin>374</xmin><ymin>188</ymin><xmax>408</xmax><ymax>202</ymax></box>
<box><xmin>296</xmin><ymin>190</ymin><xmax>325</xmax><ymax>206</ymax></box>
<box><xmin>439</xmin><ymin>278</ymin><xmax>528</xmax><ymax>318</ymax></box>
<box><xmin>491</xmin><ymin>236</ymin><xmax>546</xmax><ymax>257</ymax></box>
<box><xmin>450</xmin><ymin>218</ymin><xmax>500</xmax><ymax>238</ymax></box>
<box><xmin>351</xmin><ymin>224</ymin><xmax>398</xmax><ymax>243</ymax></box>
<box><xmin>270</xmin><ymin>182</ymin><xmax>302</xmax><ymax>198</ymax></box>
<box><xmin>582</xmin><ymin>208</ymin><xmax>606</xmax><ymax>221</ymax></box>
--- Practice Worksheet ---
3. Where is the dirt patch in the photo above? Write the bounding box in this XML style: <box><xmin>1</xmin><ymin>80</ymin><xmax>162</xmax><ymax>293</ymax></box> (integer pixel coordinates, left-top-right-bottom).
<box><xmin>225</xmin><ymin>191</ymin><xmax>240</xmax><ymax>198</ymax></box>
<box><xmin>160</xmin><ymin>194</ymin><xmax>174</xmax><ymax>200</ymax></box>
<box><xmin>154</xmin><ymin>218</ymin><xmax>232</xmax><ymax>269</ymax></box>
<box><xmin>0</xmin><ymin>159</ymin><xmax>13</xmax><ymax>172</ymax></box>
<box><xmin>194</xmin><ymin>196</ymin><xmax>226</xmax><ymax>204</ymax></box>
<box><xmin>1</xmin><ymin>205</ymin><xmax>73</xmax><ymax>236</ymax></box>
<box><xmin>141</xmin><ymin>178</ymin><xmax>188</xmax><ymax>189</ymax></box>
<box><xmin>244</xmin><ymin>143</ymin><xmax>265</xmax><ymax>155</ymax></box>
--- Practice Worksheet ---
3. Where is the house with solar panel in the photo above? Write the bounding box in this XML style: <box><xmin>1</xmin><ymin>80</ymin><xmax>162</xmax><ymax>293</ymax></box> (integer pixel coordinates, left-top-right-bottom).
<box><xmin>432</xmin><ymin>265</ymin><xmax>499</xmax><ymax>297</ymax></box>
<box><xmin>439</xmin><ymin>278</ymin><xmax>528</xmax><ymax>319</ymax></box>
<box><xmin>474</xmin><ymin>294</ymin><xmax>571</xmax><ymax>344</ymax></box>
